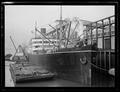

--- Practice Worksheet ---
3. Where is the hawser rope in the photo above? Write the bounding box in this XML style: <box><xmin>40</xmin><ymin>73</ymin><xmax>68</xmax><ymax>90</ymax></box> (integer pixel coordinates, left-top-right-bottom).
<box><xmin>87</xmin><ymin>58</ymin><xmax>115</xmax><ymax>76</ymax></box>
<box><xmin>80</xmin><ymin>56</ymin><xmax>109</xmax><ymax>72</ymax></box>
<box><xmin>90</xmin><ymin>63</ymin><xmax>108</xmax><ymax>72</ymax></box>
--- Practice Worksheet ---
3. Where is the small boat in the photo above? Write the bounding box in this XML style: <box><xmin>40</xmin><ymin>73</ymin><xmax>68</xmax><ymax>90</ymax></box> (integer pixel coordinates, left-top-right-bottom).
<box><xmin>9</xmin><ymin>63</ymin><xmax>56</xmax><ymax>83</ymax></box>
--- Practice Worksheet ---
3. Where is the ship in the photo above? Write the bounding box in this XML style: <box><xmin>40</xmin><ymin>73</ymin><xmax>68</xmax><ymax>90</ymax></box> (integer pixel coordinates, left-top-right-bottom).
<box><xmin>26</xmin><ymin>6</ymin><xmax>115</xmax><ymax>87</ymax></box>
<box><xmin>9</xmin><ymin>6</ymin><xmax>115</xmax><ymax>87</ymax></box>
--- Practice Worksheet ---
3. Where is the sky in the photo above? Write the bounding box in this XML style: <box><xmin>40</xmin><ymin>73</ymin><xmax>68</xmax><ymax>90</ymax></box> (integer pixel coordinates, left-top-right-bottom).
<box><xmin>5</xmin><ymin>5</ymin><xmax>115</xmax><ymax>55</ymax></box>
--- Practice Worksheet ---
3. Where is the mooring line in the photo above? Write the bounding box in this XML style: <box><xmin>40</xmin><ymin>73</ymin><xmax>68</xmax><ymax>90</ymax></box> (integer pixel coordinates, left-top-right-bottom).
<box><xmin>86</xmin><ymin>58</ymin><xmax>109</xmax><ymax>72</ymax></box>
<box><xmin>90</xmin><ymin>63</ymin><xmax>108</xmax><ymax>72</ymax></box>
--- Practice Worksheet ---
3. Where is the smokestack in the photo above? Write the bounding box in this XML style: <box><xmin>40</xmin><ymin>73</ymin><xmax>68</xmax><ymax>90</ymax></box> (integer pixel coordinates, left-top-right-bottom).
<box><xmin>41</xmin><ymin>28</ymin><xmax>46</xmax><ymax>34</ymax></box>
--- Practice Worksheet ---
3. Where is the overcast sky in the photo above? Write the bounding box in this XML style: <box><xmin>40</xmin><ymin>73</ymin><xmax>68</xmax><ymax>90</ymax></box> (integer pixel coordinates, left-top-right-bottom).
<box><xmin>5</xmin><ymin>5</ymin><xmax>114</xmax><ymax>54</ymax></box>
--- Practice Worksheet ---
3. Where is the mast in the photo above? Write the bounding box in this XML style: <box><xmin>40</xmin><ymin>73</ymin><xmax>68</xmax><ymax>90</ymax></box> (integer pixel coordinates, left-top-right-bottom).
<box><xmin>35</xmin><ymin>21</ymin><xmax>37</xmax><ymax>38</ymax></box>
<box><xmin>60</xmin><ymin>5</ymin><xmax>62</xmax><ymax>24</ymax></box>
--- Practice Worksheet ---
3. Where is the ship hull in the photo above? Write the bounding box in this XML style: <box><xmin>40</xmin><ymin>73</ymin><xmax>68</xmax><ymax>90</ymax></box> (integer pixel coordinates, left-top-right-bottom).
<box><xmin>28</xmin><ymin>49</ymin><xmax>115</xmax><ymax>87</ymax></box>
<box><xmin>28</xmin><ymin>50</ymin><xmax>96</xmax><ymax>86</ymax></box>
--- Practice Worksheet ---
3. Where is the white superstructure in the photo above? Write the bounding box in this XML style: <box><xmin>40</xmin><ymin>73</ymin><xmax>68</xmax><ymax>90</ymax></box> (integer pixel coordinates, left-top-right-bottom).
<box><xmin>31</xmin><ymin>38</ymin><xmax>59</xmax><ymax>53</ymax></box>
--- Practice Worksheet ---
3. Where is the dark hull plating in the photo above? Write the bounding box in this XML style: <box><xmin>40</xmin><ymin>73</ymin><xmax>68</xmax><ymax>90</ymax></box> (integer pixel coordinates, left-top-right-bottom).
<box><xmin>28</xmin><ymin>50</ymin><xmax>96</xmax><ymax>86</ymax></box>
<box><xmin>28</xmin><ymin>50</ymin><xmax>115</xmax><ymax>87</ymax></box>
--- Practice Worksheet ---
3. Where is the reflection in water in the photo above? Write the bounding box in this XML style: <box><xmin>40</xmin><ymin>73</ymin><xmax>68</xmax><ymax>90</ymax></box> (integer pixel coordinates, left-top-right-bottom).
<box><xmin>16</xmin><ymin>78</ymin><xmax>83</xmax><ymax>87</ymax></box>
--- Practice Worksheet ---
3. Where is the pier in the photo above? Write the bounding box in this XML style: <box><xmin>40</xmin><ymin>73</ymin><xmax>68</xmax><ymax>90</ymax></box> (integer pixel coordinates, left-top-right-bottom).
<box><xmin>5</xmin><ymin>61</ymin><xmax>15</xmax><ymax>87</ymax></box>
